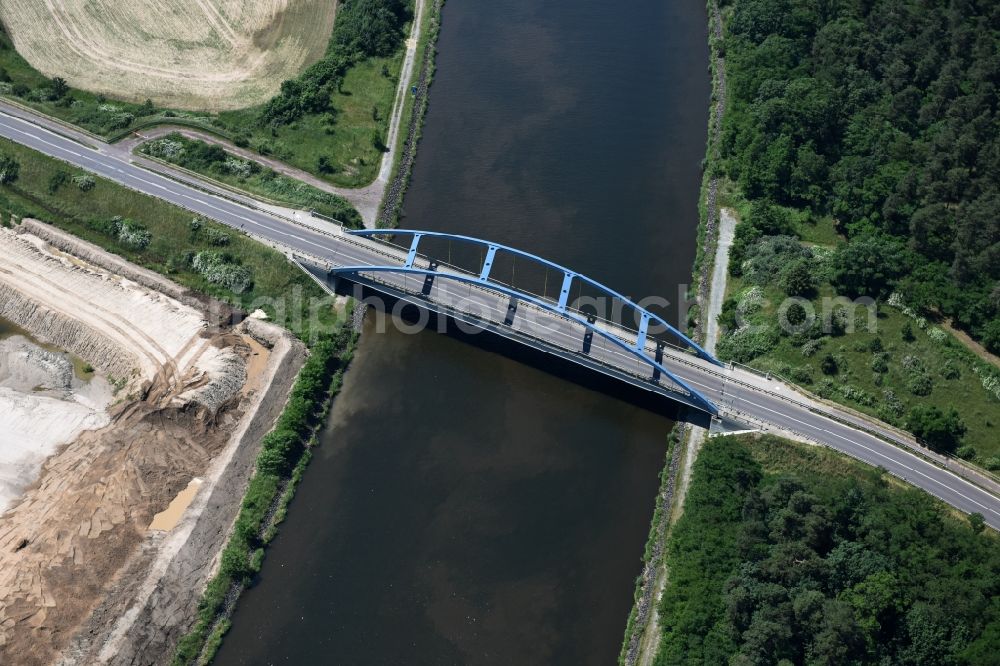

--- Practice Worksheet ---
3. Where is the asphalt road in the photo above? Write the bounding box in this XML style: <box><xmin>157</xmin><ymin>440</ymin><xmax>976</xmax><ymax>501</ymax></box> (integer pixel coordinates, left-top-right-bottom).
<box><xmin>0</xmin><ymin>109</ymin><xmax>998</xmax><ymax>529</ymax></box>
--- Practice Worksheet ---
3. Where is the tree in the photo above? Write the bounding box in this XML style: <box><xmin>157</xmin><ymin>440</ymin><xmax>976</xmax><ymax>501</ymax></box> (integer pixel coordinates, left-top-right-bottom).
<box><xmin>749</xmin><ymin>200</ymin><xmax>796</xmax><ymax>236</ymax></box>
<box><xmin>332</xmin><ymin>0</ymin><xmax>408</xmax><ymax>59</ymax></box>
<box><xmin>907</xmin><ymin>405</ymin><xmax>966</xmax><ymax>454</ymax></box>
<box><xmin>981</xmin><ymin>319</ymin><xmax>1000</xmax><ymax>355</ymax></box>
<box><xmin>781</xmin><ymin>259</ymin><xmax>816</xmax><ymax>297</ymax></box>
<box><xmin>831</xmin><ymin>234</ymin><xmax>910</xmax><ymax>298</ymax></box>
<box><xmin>969</xmin><ymin>513</ymin><xmax>985</xmax><ymax>534</ymax></box>
<box><xmin>901</xmin><ymin>321</ymin><xmax>915</xmax><ymax>342</ymax></box>
<box><xmin>49</xmin><ymin>76</ymin><xmax>69</xmax><ymax>100</ymax></box>
<box><xmin>821</xmin><ymin>353</ymin><xmax>838</xmax><ymax>375</ymax></box>
<box><xmin>0</xmin><ymin>154</ymin><xmax>19</xmax><ymax>185</ymax></box>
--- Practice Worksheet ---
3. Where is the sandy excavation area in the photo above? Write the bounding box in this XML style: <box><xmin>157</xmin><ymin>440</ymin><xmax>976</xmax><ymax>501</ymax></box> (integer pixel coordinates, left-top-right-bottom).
<box><xmin>0</xmin><ymin>220</ymin><xmax>306</xmax><ymax>664</ymax></box>
<box><xmin>0</xmin><ymin>333</ymin><xmax>113</xmax><ymax>512</ymax></box>
<box><xmin>0</xmin><ymin>0</ymin><xmax>337</xmax><ymax>110</ymax></box>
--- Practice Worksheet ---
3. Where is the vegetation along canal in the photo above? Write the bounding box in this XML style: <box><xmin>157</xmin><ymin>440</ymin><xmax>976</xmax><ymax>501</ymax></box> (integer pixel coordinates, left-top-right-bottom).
<box><xmin>215</xmin><ymin>0</ymin><xmax>710</xmax><ymax>662</ymax></box>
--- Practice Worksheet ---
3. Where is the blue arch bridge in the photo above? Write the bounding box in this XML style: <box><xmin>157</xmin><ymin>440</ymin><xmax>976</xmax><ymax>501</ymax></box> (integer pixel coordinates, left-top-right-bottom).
<box><xmin>295</xmin><ymin>228</ymin><xmax>723</xmax><ymax>415</ymax></box>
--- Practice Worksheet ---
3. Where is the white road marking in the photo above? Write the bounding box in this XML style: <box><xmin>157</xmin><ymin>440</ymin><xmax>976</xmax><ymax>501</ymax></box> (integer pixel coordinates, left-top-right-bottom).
<box><xmin>0</xmin><ymin>107</ymin><xmax>997</xmax><ymax>525</ymax></box>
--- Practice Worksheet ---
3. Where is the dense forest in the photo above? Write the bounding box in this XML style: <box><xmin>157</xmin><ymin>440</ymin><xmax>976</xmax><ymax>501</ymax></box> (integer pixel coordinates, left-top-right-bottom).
<box><xmin>720</xmin><ymin>0</ymin><xmax>1000</xmax><ymax>350</ymax></box>
<box><xmin>655</xmin><ymin>435</ymin><xmax>1000</xmax><ymax>665</ymax></box>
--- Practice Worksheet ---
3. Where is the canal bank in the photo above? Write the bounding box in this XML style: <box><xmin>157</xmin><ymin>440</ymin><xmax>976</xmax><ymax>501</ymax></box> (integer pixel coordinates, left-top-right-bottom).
<box><xmin>626</xmin><ymin>2</ymin><xmax>735</xmax><ymax>663</ymax></box>
<box><xmin>213</xmin><ymin>0</ymin><xmax>711</xmax><ymax>663</ymax></box>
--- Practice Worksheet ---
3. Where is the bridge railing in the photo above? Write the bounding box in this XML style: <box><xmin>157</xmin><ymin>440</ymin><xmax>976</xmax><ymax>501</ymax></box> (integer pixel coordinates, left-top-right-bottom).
<box><xmin>337</xmin><ymin>232</ymin><xmax>702</xmax><ymax>362</ymax></box>
<box><xmin>340</xmin><ymin>265</ymin><xmax>699</xmax><ymax>401</ymax></box>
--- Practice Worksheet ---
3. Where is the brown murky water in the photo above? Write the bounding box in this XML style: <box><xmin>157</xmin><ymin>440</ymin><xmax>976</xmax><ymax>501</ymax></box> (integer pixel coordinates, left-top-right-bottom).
<box><xmin>215</xmin><ymin>0</ymin><xmax>710</xmax><ymax>662</ymax></box>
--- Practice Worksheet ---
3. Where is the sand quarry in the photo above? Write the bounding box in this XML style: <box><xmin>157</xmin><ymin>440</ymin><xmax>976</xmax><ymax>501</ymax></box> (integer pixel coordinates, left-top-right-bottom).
<box><xmin>0</xmin><ymin>0</ymin><xmax>337</xmax><ymax>110</ymax></box>
<box><xmin>0</xmin><ymin>219</ymin><xmax>306</xmax><ymax>664</ymax></box>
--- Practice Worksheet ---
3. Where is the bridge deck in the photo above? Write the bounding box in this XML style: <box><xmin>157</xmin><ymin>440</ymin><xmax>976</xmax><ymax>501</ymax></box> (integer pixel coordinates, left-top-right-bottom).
<box><xmin>0</xmin><ymin>107</ymin><xmax>995</xmax><ymax>526</ymax></box>
<box><xmin>306</xmin><ymin>230</ymin><xmax>719</xmax><ymax>413</ymax></box>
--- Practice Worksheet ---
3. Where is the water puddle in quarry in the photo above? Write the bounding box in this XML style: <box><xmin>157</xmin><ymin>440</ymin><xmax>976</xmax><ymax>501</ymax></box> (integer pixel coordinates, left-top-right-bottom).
<box><xmin>214</xmin><ymin>0</ymin><xmax>711</xmax><ymax>663</ymax></box>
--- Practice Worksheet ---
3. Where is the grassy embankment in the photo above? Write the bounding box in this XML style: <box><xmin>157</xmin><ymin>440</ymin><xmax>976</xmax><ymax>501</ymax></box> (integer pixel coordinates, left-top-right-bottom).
<box><xmin>378</xmin><ymin>0</ymin><xmax>443</xmax><ymax>227</ymax></box>
<box><xmin>617</xmin><ymin>427</ymin><xmax>680</xmax><ymax>664</ymax></box>
<box><xmin>707</xmin><ymin>0</ymin><xmax>1000</xmax><ymax>466</ymax></box>
<box><xmin>0</xmin><ymin>0</ymin><xmax>410</xmax><ymax>187</ymax></box>
<box><xmin>655</xmin><ymin>434</ymin><xmax>1000</xmax><ymax>664</ymax></box>
<box><xmin>0</xmin><ymin>136</ymin><xmax>339</xmax><ymax>338</ymax></box>
<box><xmin>139</xmin><ymin>132</ymin><xmax>362</xmax><ymax>227</ymax></box>
<box><xmin>0</xmin><ymin>135</ymin><xmax>360</xmax><ymax>663</ymax></box>
<box><xmin>172</xmin><ymin>331</ymin><xmax>356</xmax><ymax>665</ymax></box>
<box><xmin>215</xmin><ymin>51</ymin><xmax>402</xmax><ymax>187</ymax></box>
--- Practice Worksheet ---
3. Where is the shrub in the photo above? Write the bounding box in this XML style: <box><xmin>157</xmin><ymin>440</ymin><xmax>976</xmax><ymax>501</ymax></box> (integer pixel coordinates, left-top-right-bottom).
<box><xmin>940</xmin><ymin>360</ymin><xmax>961</xmax><ymax>380</ymax></box>
<box><xmin>956</xmin><ymin>445</ymin><xmax>977</xmax><ymax>461</ymax></box>
<box><xmin>788</xmin><ymin>365</ymin><xmax>814</xmax><ymax>384</ymax></box>
<box><xmin>927</xmin><ymin>327</ymin><xmax>949</xmax><ymax>345</ymax></box>
<box><xmin>801</xmin><ymin>338</ymin><xmax>824</xmax><ymax>357</ymax></box>
<box><xmin>145</xmin><ymin>138</ymin><xmax>186</xmax><ymax>160</ymax></box>
<box><xmin>738</xmin><ymin>286</ymin><xmax>765</xmax><ymax>315</ymax></box>
<box><xmin>718</xmin><ymin>297</ymin><xmax>740</xmax><ymax>333</ymax></box>
<box><xmin>192</xmin><ymin>251</ymin><xmax>253</xmax><ymax>293</ymax></box>
<box><xmin>717</xmin><ymin>325</ymin><xmax>780</xmax><ymax>363</ymax></box>
<box><xmin>72</xmin><ymin>174</ymin><xmax>95</xmax><ymax>191</ymax></box>
<box><xmin>98</xmin><ymin>216</ymin><xmax>151</xmax><ymax>250</ymax></box>
<box><xmin>47</xmin><ymin>169</ymin><xmax>69</xmax><ymax>194</ymax></box>
<box><xmin>870</xmin><ymin>352</ymin><xmax>889</xmax><ymax>374</ymax></box>
<box><xmin>879</xmin><ymin>390</ymin><xmax>904</xmax><ymax>420</ymax></box>
<box><xmin>840</xmin><ymin>384</ymin><xmax>875</xmax><ymax>407</ymax></box>
<box><xmin>742</xmin><ymin>236</ymin><xmax>811</xmax><ymax>286</ymax></box>
<box><xmin>107</xmin><ymin>112</ymin><xmax>135</xmax><ymax>130</ymax></box>
<box><xmin>223</xmin><ymin>156</ymin><xmax>254</xmax><ymax>178</ymax></box>
<box><xmin>973</xmin><ymin>365</ymin><xmax>1000</xmax><ymax>401</ymax></box>
<box><xmin>905</xmin><ymin>372</ymin><xmax>933</xmax><ymax>396</ymax></box>
<box><xmin>0</xmin><ymin>153</ymin><xmax>19</xmax><ymax>184</ymax></box>
<box><xmin>204</xmin><ymin>227</ymin><xmax>230</xmax><ymax>246</ymax></box>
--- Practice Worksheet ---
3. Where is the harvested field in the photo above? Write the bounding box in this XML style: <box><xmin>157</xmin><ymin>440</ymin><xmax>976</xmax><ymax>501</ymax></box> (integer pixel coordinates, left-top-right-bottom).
<box><xmin>0</xmin><ymin>220</ymin><xmax>306</xmax><ymax>664</ymax></box>
<box><xmin>0</xmin><ymin>0</ymin><xmax>337</xmax><ymax>110</ymax></box>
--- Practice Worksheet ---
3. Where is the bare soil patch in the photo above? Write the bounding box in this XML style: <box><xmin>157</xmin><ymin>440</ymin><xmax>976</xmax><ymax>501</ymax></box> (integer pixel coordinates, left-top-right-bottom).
<box><xmin>0</xmin><ymin>221</ymin><xmax>301</xmax><ymax>664</ymax></box>
<box><xmin>0</xmin><ymin>0</ymin><xmax>337</xmax><ymax>110</ymax></box>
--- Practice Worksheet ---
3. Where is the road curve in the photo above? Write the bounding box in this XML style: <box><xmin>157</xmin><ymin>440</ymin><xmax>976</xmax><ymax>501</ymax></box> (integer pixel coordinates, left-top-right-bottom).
<box><xmin>0</xmin><ymin>108</ymin><xmax>998</xmax><ymax>530</ymax></box>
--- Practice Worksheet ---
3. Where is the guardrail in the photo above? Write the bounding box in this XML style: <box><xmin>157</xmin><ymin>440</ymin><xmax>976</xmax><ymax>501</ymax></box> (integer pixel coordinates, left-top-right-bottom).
<box><xmin>312</xmin><ymin>259</ymin><xmax>700</xmax><ymax>402</ymax></box>
<box><xmin>723</xmin><ymin>358</ymin><xmax>1000</xmax><ymax>492</ymax></box>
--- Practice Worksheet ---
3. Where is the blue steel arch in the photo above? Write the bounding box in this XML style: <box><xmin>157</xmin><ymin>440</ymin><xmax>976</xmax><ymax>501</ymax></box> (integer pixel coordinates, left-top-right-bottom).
<box><xmin>333</xmin><ymin>240</ymin><xmax>719</xmax><ymax>415</ymax></box>
<box><xmin>347</xmin><ymin>229</ymin><xmax>722</xmax><ymax>366</ymax></box>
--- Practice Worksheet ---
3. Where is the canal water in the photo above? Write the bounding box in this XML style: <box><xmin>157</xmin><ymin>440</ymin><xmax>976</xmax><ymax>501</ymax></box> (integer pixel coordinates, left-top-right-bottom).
<box><xmin>214</xmin><ymin>0</ymin><xmax>710</xmax><ymax>663</ymax></box>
